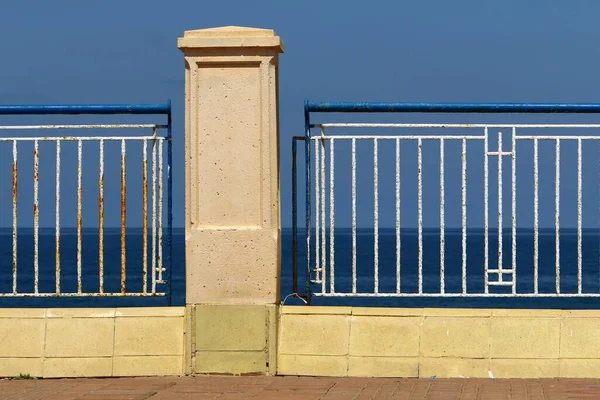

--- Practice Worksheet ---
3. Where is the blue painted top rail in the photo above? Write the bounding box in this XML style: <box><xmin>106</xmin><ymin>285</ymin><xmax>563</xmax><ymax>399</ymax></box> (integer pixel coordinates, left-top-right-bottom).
<box><xmin>305</xmin><ymin>100</ymin><xmax>600</xmax><ymax>114</ymax></box>
<box><xmin>0</xmin><ymin>102</ymin><xmax>171</xmax><ymax>115</ymax></box>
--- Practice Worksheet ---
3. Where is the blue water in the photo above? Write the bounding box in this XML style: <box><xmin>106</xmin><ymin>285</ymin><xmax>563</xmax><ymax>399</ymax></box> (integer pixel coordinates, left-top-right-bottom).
<box><xmin>0</xmin><ymin>228</ymin><xmax>186</xmax><ymax>308</ymax></box>
<box><xmin>3</xmin><ymin>228</ymin><xmax>600</xmax><ymax>309</ymax></box>
<box><xmin>281</xmin><ymin>228</ymin><xmax>600</xmax><ymax>309</ymax></box>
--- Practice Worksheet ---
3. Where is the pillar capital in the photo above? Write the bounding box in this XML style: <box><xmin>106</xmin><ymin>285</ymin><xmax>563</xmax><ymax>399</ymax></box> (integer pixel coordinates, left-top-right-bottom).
<box><xmin>178</xmin><ymin>26</ymin><xmax>284</xmax><ymax>52</ymax></box>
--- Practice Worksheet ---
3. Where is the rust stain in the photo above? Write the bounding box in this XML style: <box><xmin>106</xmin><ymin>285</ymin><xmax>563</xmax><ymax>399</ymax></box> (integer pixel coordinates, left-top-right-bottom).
<box><xmin>77</xmin><ymin>209</ymin><xmax>82</xmax><ymax>230</ymax></box>
<box><xmin>12</xmin><ymin>162</ymin><xmax>17</xmax><ymax>201</ymax></box>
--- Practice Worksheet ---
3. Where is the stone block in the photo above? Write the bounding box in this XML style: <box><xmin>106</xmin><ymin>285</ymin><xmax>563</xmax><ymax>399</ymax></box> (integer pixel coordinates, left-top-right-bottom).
<box><xmin>0</xmin><ymin>358</ymin><xmax>43</xmax><ymax>377</ymax></box>
<box><xmin>195</xmin><ymin>305</ymin><xmax>267</xmax><ymax>351</ymax></box>
<box><xmin>278</xmin><ymin>314</ymin><xmax>349</xmax><ymax>356</ymax></box>
<box><xmin>45</xmin><ymin>318</ymin><xmax>114</xmax><ymax>357</ymax></box>
<box><xmin>560</xmin><ymin>318</ymin><xmax>600</xmax><ymax>358</ymax></box>
<box><xmin>277</xmin><ymin>354</ymin><xmax>348</xmax><ymax>376</ymax></box>
<box><xmin>349</xmin><ymin>316</ymin><xmax>420</xmax><ymax>357</ymax></box>
<box><xmin>348</xmin><ymin>357</ymin><xmax>418</xmax><ymax>377</ymax></box>
<box><xmin>419</xmin><ymin>358</ymin><xmax>490</xmax><ymax>378</ymax></box>
<box><xmin>420</xmin><ymin>317</ymin><xmax>490</xmax><ymax>358</ymax></box>
<box><xmin>195</xmin><ymin>351</ymin><xmax>266</xmax><ymax>375</ymax></box>
<box><xmin>490</xmin><ymin>317</ymin><xmax>559</xmax><ymax>358</ymax></box>
<box><xmin>0</xmin><ymin>319</ymin><xmax>45</xmax><ymax>357</ymax></box>
<box><xmin>113</xmin><ymin>356</ymin><xmax>183</xmax><ymax>376</ymax></box>
<box><xmin>560</xmin><ymin>359</ymin><xmax>600</xmax><ymax>378</ymax></box>
<box><xmin>114</xmin><ymin>317</ymin><xmax>184</xmax><ymax>356</ymax></box>
<box><xmin>489</xmin><ymin>359</ymin><xmax>559</xmax><ymax>378</ymax></box>
<box><xmin>43</xmin><ymin>357</ymin><xmax>112</xmax><ymax>378</ymax></box>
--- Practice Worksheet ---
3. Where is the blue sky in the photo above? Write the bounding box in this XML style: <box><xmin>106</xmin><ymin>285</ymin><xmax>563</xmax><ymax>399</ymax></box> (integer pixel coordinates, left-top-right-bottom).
<box><xmin>2</xmin><ymin>1</ymin><xmax>600</xmax><ymax>229</ymax></box>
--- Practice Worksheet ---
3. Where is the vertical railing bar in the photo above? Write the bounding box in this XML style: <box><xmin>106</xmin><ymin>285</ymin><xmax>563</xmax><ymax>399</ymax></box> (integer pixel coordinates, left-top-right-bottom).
<box><xmin>158</xmin><ymin>137</ymin><xmax>164</xmax><ymax>283</ymax></box>
<box><xmin>498</xmin><ymin>132</ymin><xmax>503</xmax><ymax>283</ymax></box>
<box><xmin>577</xmin><ymin>138</ymin><xmax>582</xmax><ymax>294</ymax></box>
<box><xmin>151</xmin><ymin>134</ymin><xmax>157</xmax><ymax>294</ymax></box>
<box><xmin>555</xmin><ymin>139</ymin><xmax>561</xmax><ymax>294</ymax></box>
<box><xmin>511</xmin><ymin>127</ymin><xmax>517</xmax><ymax>294</ymax></box>
<box><xmin>76</xmin><ymin>139</ymin><xmax>83</xmax><ymax>294</ymax></box>
<box><xmin>292</xmin><ymin>138</ymin><xmax>298</xmax><ymax>293</ymax></box>
<box><xmin>98</xmin><ymin>139</ymin><xmax>104</xmax><ymax>294</ymax></box>
<box><xmin>120</xmin><ymin>139</ymin><xmax>127</xmax><ymax>294</ymax></box>
<box><xmin>461</xmin><ymin>138</ymin><xmax>467</xmax><ymax>294</ymax></box>
<box><xmin>440</xmin><ymin>139</ymin><xmax>445</xmax><ymax>294</ymax></box>
<box><xmin>166</xmin><ymin>103</ymin><xmax>173</xmax><ymax>304</ymax></box>
<box><xmin>329</xmin><ymin>138</ymin><xmax>335</xmax><ymax>293</ymax></box>
<box><xmin>12</xmin><ymin>140</ymin><xmax>17</xmax><ymax>295</ymax></box>
<box><xmin>374</xmin><ymin>138</ymin><xmax>379</xmax><ymax>294</ymax></box>
<box><xmin>33</xmin><ymin>140</ymin><xmax>39</xmax><ymax>294</ymax></box>
<box><xmin>55</xmin><ymin>140</ymin><xmax>61</xmax><ymax>294</ymax></box>
<box><xmin>142</xmin><ymin>138</ymin><xmax>148</xmax><ymax>295</ymax></box>
<box><xmin>352</xmin><ymin>138</ymin><xmax>357</xmax><ymax>294</ymax></box>
<box><xmin>418</xmin><ymin>138</ymin><xmax>423</xmax><ymax>294</ymax></box>
<box><xmin>533</xmin><ymin>138</ymin><xmax>539</xmax><ymax>294</ymax></box>
<box><xmin>304</xmin><ymin>111</ymin><xmax>312</xmax><ymax>302</ymax></box>
<box><xmin>484</xmin><ymin>128</ymin><xmax>489</xmax><ymax>294</ymax></box>
<box><xmin>320</xmin><ymin>132</ymin><xmax>326</xmax><ymax>293</ymax></box>
<box><xmin>395</xmin><ymin>138</ymin><xmax>401</xmax><ymax>294</ymax></box>
<box><xmin>314</xmin><ymin>139</ymin><xmax>320</xmax><ymax>283</ymax></box>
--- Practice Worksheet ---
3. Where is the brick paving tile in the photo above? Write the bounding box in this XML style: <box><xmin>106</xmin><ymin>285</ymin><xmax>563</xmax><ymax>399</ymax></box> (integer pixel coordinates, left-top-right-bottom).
<box><xmin>218</xmin><ymin>394</ymin><xmax>264</xmax><ymax>400</ymax></box>
<box><xmin>387</xmin><ymin>381</ymin><xmax>411</xmax><ymax>400</ymax></box>
<box><xmin>98</xmin><ymin>379</ymin><xmax>177</xmax><ymax>391</ymax></box>
<box><xmin>477</xmin><ymin>385</ymin><xmax>511</xmax><ymax>400</ymax></box>
<box><xmin>150</xmin><ymin>394</ymin><xmax>222</xmax><ymax>400</ymax></box>
<box><xmin>373</xmin><ymin>381</ymin><xmax>401</xmax><ymax>399</ymax></box>
<box><xmin>426</xmin><ymin>383</ymin><xmax>462</xmax><ymax>400</ymax></box>
<box><xmin>506</xmin><ymin>383</ymin><xmax>527</xmax><ymax>400</ymax></box>
<box><xmin>75</xmin><ymin>390</ymin><xmax>157</xmax><ymax>400</ymax></box>
<box><xmin>408</xmin><ymin>381</ymin><xmax>432</xmax><ymax>399</ymax></box>
<box><xmin>458</xmin><ymin>382</ymin><xmax>479</xmax><ymax>400</ymax></box>
<box><xmin>167</xmin><ymin>384</ymin><xmax>239</xmax><ymax>393</ymax></box>
<box><xmin>263</xmin><ymin>376</ymin><xmax>337</xmax><ymax>390</ymax></box>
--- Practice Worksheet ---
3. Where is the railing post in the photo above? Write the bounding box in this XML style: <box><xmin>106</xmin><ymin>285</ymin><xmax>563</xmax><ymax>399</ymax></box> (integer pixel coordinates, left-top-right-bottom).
<box><xmin>178</xmin><ymin>26</ymin><xmax>284</xmax><ymax>375</ymax></box>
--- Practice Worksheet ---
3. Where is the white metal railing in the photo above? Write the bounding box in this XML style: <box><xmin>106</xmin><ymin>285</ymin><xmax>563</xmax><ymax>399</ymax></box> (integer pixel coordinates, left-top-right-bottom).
<box><xmin>309</xmin><ymin>123</ymin><xmax>600</xmax><ymax>298</ymax></box>
<box><xmin>1</xmin><ymin>124</ymin><xmax>168</xmax><ymax>297</ymax></box>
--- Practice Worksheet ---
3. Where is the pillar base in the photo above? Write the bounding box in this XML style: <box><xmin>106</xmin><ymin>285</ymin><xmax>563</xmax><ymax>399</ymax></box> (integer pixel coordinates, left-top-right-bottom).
<box><xmin>186</xmin><ymin>304</ymin><xmax>278</xmax><ymax>375</ymax></box>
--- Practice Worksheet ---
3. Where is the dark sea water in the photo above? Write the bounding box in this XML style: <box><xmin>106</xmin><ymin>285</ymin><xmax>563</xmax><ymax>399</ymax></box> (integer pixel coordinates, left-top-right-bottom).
<box><xmin>281</xmin><ymin>228</ymin><xmax>600</xmax><ymax>309</ymax></box>
<box><xmin>0</xmin><ymin>228</ymin><xmax>186</xmax><ymax>307</ymax></box>
<box><xmin>3</xmin><ymin>228</ymin><xmax>600</xmax><ymax>309</ymax></box>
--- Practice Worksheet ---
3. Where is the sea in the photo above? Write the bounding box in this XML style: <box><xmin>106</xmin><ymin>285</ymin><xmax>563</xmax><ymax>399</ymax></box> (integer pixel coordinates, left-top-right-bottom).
<box><xmin>2</xmin><ymin>228</ymin><xmax>600</xmax><ymax>309</ymax></box>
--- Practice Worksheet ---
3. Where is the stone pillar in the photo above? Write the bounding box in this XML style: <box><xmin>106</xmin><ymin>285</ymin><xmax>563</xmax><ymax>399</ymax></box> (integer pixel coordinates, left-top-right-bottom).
<box><xmin>178</xmin><ymin>26</ymin><xmax>283</xmax><ymax>375</ymax></box>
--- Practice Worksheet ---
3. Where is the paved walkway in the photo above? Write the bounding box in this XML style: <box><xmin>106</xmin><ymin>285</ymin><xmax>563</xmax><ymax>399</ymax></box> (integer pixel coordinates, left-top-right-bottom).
<box><xmin>2</xmin><ymin>376</ymin><xmax>600</xmax><ymax>399</ymax></box>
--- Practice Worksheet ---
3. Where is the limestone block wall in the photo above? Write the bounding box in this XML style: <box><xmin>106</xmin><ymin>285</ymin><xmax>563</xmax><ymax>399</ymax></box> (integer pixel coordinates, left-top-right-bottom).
<box><xmin>0</xmin><ymin>307</ymin><xmax>185</xmax><ymax>378</ymax></box>
<box><xmin>278</xmin><ymin>306</ymin><xmax>600</xmax><ymax>378</ymax></box>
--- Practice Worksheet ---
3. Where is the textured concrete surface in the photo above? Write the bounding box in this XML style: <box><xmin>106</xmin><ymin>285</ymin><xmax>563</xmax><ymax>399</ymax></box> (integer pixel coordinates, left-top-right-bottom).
<box><xmin>178</xmin><ymin>26</ymin><xmax>283</xmax><ymax>306</ymax></box>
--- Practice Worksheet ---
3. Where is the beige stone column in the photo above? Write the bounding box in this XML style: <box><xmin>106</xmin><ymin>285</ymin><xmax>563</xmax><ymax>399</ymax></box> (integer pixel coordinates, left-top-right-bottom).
<box><xmin>178</xmin><ymin>26</ymin><xmax>283</xmax><ymax>375</ymax></box>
